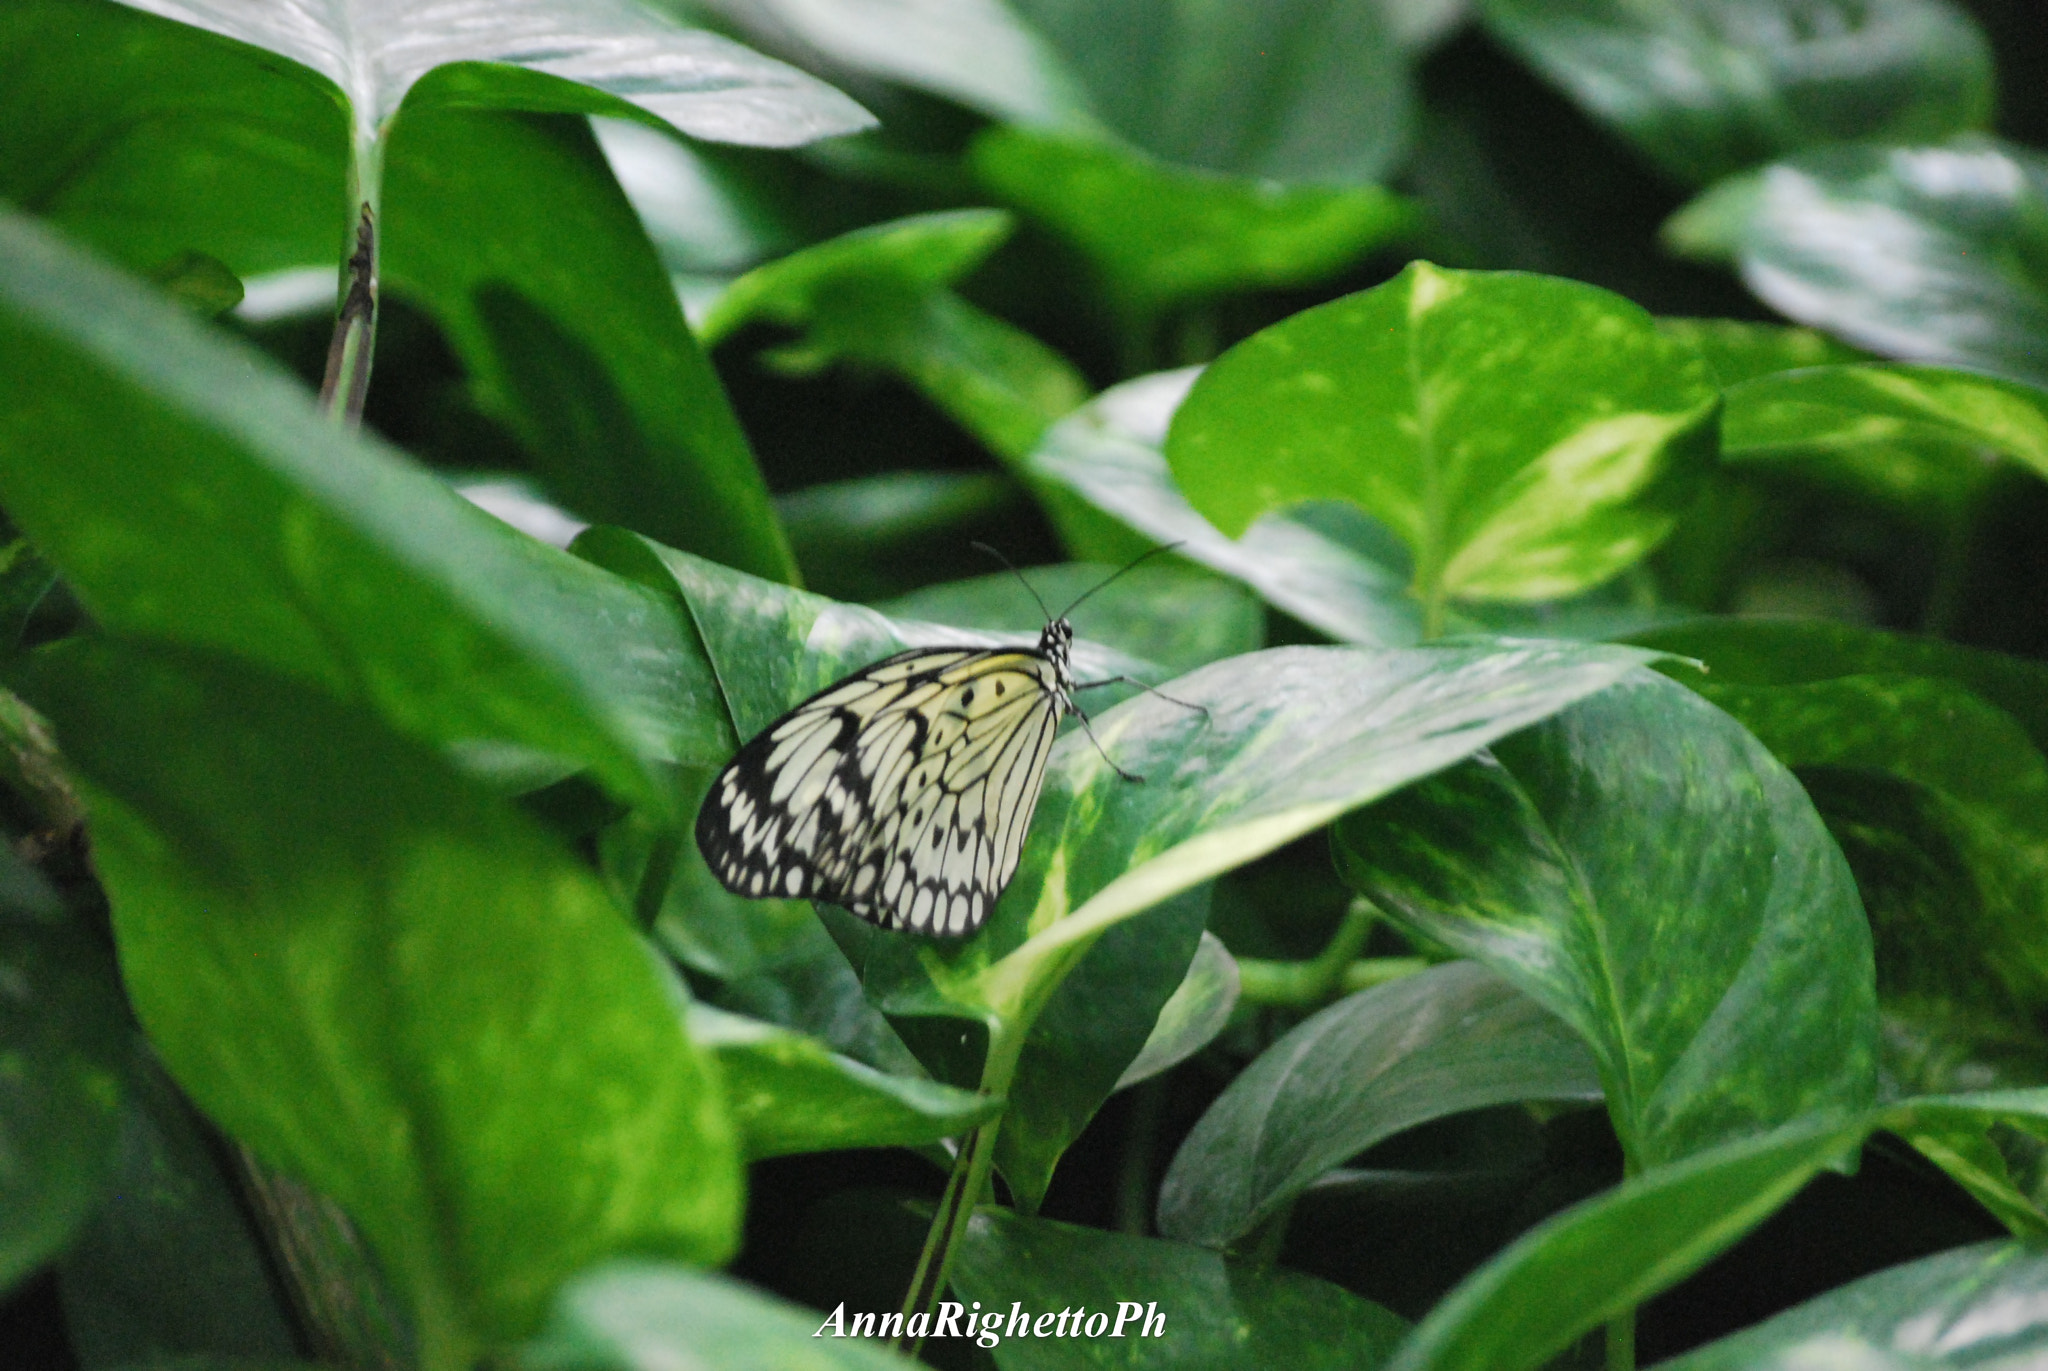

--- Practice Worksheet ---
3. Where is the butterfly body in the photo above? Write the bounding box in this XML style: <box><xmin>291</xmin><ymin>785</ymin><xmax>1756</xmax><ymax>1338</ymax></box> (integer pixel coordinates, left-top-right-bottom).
<box><xmin>695</xmin><ymin>618</ymin><xmax>1076</xmax><ymax>937</ymax></box>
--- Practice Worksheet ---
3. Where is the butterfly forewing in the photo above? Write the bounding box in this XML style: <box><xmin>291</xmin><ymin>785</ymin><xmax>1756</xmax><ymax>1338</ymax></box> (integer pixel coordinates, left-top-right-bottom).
<box><xmin>695</xmin><ymin>636</ymin><xmax>1071</xmax><ymax>937</ymax></box>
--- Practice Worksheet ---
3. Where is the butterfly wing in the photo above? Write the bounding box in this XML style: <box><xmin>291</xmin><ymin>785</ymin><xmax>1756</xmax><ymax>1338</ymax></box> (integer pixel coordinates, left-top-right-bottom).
<box><xmin>695</xmin><ymin>647</ymin><xmax>1067</xmax><ymax>936</ymax></box>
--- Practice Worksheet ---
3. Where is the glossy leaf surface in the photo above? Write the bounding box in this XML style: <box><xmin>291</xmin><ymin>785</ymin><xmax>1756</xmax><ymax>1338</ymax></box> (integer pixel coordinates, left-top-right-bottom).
<box><xmin>1676</xmin><ymin>139</ymin><xmax>2048</xmax><ymax>388</ymax></box>
<box><xmin>1028</xmin><ymin>369</ymin><xmax>1423</xmax><ymax>645</ymax></box>
<box><xmin>1720</xmin><ymin>363</ymin><xmax>2048</xmax><ymax>518</ymax></box>
<box><xmin>117</xmin><ymin>0</ymin><xmax>869</xmax><ymax>147</ymax></box>
<box><xmin>0</xmin><ymin>208</ymin><xmax>721</xmax><ymax>807</ymax></box>
<box><xmin>1386</xmin><ymin>1115</ymin><xmax>1873</xmax><ymax>1371</ymax></box>
<box><xmin>689</xmin><ymin>1002</ymin><xmax>999</xmax><ymax>1160</ymax></box>
<box><xmin>524</xmin><ymin>1261</ymin><xmax>921</xmax><ymax>1370</ymax></box>
<box><xmin>1159</xmin><ymin>962</ymin><xmax>1600</xmax><ymax>1248</ymax></box>
<box><xmin>950</xmin><ymin>1210</ymin><xmax>1409</xmax><ymax>1370</ymax></box>
<box><xmin>1483</xmin><ymin>0</ymin><xmax>1992</xmax><ymax>185</ymax></box>
<box><xmin>1656</xmin><ymin>317</ymin><xmax>1866</xmax><ymax>386</ymax></box>
<box><xmin>27</xmin><ymin>639</ymin><xmax>741</xmax><ymax>1349</ymax></box>
<box><xmin>1167</xmin><ymin>263</ymin><xmax>1720</xmax><ymax>614</ymax></box>
<box><xmin>1656</xmin><ymin>1239</ymin><xmax>2048</xmax><ymax>1370</ymax></box>
<box><xmin>1337</xmin><ymin>672</ymin><xmax>1877</xmax><ymax>1169</ymax></box>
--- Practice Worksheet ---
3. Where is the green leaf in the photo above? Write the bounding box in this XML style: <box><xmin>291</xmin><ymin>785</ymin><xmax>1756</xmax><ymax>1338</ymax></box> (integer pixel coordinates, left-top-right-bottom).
<box><xmin>0</xmin><ymin>919</ymin><xmax>127</xmax><ymax>1294</ymax></box>
<box><xmin>1336</xmin><ymin>671</ymin><xmax>1877</xmax><ymax>1169</ymax></box>
<box><xmin>1115</xmin><ymin>930</ymin><xmax>1239</xmax><ymax>1091</ymax></box>
<box><xmin>26</xmin><ymin>639</ymin><xmax>741</xmax><ymax>1353</ymax></box>
<box><xmin>1656</xmin><ymin>317</ymin><xmax>1867</xmax><ymax>387</ymax></box>
<box><xmin>699</xmin><ymin>208</ymin><xmax>1015</xmax><ymax>345</ymax></box>
<box><xmin>672</xmin><ymin>0</ymin><xmax>1093</xmax><ymax>127</ymax></box>
<box><xmin>594</xmin><ymin>116</ymin><xmax>801</xmax><ymax>276</ymax></box>
<box><xmin>115</xmin><ymin>0</ymin><xmax>870</xmax><ymax>150</ymax></box>
<box><xmin>1385</xmin><ymin>1114</ymin><xmax>1874</xmax><ymax>1371</ymax></box>
<box><xmin>1028</xmin><ymin>369</ymin><xmax>1424</xmax><ymax>646</ymax></box>
<box><xmin>688</xmin><ymin>1002</ymin><xmax>1000</xmax><ymax>1160</ymax></box>
<box><xmin>0</xmin><ymin>208</ymin><xmax>725</xmax><ymax>808</ymax></box>
<box><xmin>1674</xmin><ymin>673</ymin><xmax>2048</xmax><ymax>1016</ymax></box>
<box><xmin>1624</xmin><ymin>618</ymin><xmax>2048</xmax><ymax>753</ymax></box>
<box><xmin>522</xmin><ymin>1261</ymin><xmax>922</xmax><ymax>1371</ymax></box>
<box><xmin>382</xmin><ymin>107</ymin><xmax>794</xmax><ymax>581</ymax></box>
<box><xmin>1623</xmin><ymin>619</ymin><xmax>2048</xmax><ymax>1072</ymax></box>
<box><xmin>876</xmin><ymin>562</ymin><xmax>1263</xmax><ymax>678</ymax></box>
<box><xmin>146</xmin><ymin>250</ymin><xmax>244</xmax><ymax>317</ymax></box>
<box><xmin>949</xmin><ymin>1209</ymin><xmax>1409</xmax><ymax>1370</ymax></box>
<box><xmin>700</xmin><ymin>210</ymin><xmax>1089</xmax><ymax>464</ymax></box>
<box><xmin>993</xmin><ymin>885</ymin><xmax>1212</xmax><ymax>1212</ymax></box>
<box><xmin>1654</xmin><ymin>1239</ymin><xmax>2048</xmax><ymax>1371</ymax></box>
<box><xmin>1720</xmin><ymin>363</ymin><xmax>2048</xmax><ymax>519</ymax></box>
<box><xmin>55</xmin><ymin>1061</ymin><xmax>306</xmax><ymax>1367</ymax></box>
<box><xmin>1481</xmin><ymin>0</ymin><xmax>1993</xmax><ymax>186</ymax></box>
<box><xmin>707</xmin><ymin>920</ymin><xmax>926</xmax><ymax>1080</ymax></box>
<box><xmin>973</xmin><ymin>127</ymin><xmax>1418</xmax><ymax>312</ymax></box>
<box><xmin>1881</xmin><ymin>1088</ymin><xmax>2048</xmax><ymax>1237</ymax></box>
<box><xmin>1158</xmin><ymin>961</ymin><xmax>1600</xmax><ymax>1249</ymax></box>
<box><xmin>1006</xmin><ymin>0</ymin><xmax>1414</xmax><ymax>184</ymax></box>
<box><xmin>0</xmin><ymin>1</ymin><xmax>347</xmax><ymax>281</ymax></box>
<box><xmin>1674</xmin><ymin>139</ymin><xmax>2048</xmax><ymax>388</ymax></box>
<box><xmin>1165</xmin><ymin>263</ymin><xmax>1720</xmax><ymax>623</ymax></box>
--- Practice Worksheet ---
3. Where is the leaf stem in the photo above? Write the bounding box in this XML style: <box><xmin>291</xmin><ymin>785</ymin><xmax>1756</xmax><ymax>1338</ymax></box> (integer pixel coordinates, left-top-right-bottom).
<box><xmin>1233</xmin><ymin>898</ymin><xmax>1410</xmax><ymax>1008</ymax></box>
<box><xmin>1606</xmin><ymin>1308</ymin><xmax>1636</xmax><ymax>1371</ymax></box>
<box><xmin>1114</xmin><ymin>1077</ymin><xmax>1167</xmax><ymax>1235</ymax></box>
<box><xmin>892</xmin><ymin>1018</ymin><xmax>1027</xmax><ymax>1359</ymax></box>
<box><xmin>319</xmin><ymin>126</ymin><xmax>384</xmax><ymax>427</ymax></box>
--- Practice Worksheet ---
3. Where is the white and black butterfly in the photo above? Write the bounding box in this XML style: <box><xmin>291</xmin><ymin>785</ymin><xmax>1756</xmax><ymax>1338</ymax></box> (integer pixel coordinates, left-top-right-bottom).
<box><xmin>693</xmin><ymin>549</ymin><xmax>1193</xmax><ymax>938</ymax></box>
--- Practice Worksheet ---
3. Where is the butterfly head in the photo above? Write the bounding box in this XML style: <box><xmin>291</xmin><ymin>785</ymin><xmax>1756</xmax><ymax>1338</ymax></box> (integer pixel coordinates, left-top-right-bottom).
<box><xmin>1038</xmin><ymin>616</ymin><xmax>1075</xmax><ymax>692</ymax></box>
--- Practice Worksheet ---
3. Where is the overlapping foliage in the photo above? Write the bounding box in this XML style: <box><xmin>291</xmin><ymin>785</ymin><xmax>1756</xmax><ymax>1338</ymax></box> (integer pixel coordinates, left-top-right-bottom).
<box><xmin>4</xmin><ymin>2</ymin><xmax>2048</xmax><ymax>1369</ymax></box>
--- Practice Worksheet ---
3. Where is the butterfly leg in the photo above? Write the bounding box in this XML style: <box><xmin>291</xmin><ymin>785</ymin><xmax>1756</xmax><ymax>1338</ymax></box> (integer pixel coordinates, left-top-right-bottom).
<box><xmin>1067</xmin><ymin>701</ymin><xmax>1145</xmax><ymax>783</ymax></box>
<box><xmin>1073</xmin><ymin>675</ymin><xmax>1210</xmax><ymax>717</ymax></box>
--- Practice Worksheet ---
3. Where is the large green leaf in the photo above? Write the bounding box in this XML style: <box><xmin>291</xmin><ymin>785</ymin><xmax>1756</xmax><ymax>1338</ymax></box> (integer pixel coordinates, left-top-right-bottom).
<box><xmin>1028</xmin><ymin>369</ymin><xmax>1424</xmax><ymax>646</ymax></box>
<box><xmin>949</xmin><ymin>1210</ymin><xmax>1409</xmax><ymax>1370</ymax></box>
<box><xmin>26</xmin><ymin>639</ymin><xmax>742</xmax><ymax>1356</ymax></box>
<box><xmin>0</xmin><ymin>0</ymin><xmax>346</xmax><ymax>280</ymax></box>
<box><xmin>523</xmin><ymin>1261</ymin><xmax>922</xmax><ymax>1371</ymax></box>
<box><xmin>0</xmin><ymin>208</ymin><xmax>724</xmax><ymax>808</ymax></box>
<box><xmin>382</xmin><ymin>107</ymin><xmax>794</xmax><ymax>581</ymax></box>
<box><xmin>116</xmin><ymin>0</ymin><xmax>868</xmax><ymax>151</ymax></box>
<box><xmin>1667</xmin><ymin>139</ymin><xmax>2048</xmax><ymax>388</ymax></box>
<box><xmin>688</xmin><ymin>1002</ymin><xmax>999</xmax><ymax>1160</ymax></box>
<box><xmin>1482</xmin><ymin>0</ymin><xmax>1993</xmax><ymax>186</ymax></box>
<box><xmin>1006</xmin><ymin>0</ymin><xmax>1414</xmax><ymax>185</ymax></box>
<box><xmin>1385</xmin><ymin>1115</ymin><xmax>1873</xmax><ymax>1371</ymax></box>
<box><xmin>1719</xmin><ymin>363</ymin><xmax>2048</xmax><ymax>521</ymax></box>
<box><xmin>1336</xmin><ymin>671</ymin><xmax>1877</xmax><ymax>1170</ymax></box>
<box><xmin>1158</xmin><ymin>961</ymin><xmax>1600</xmax><ymax>1249</ymax></box>
<box><xmin>973</xmin><ymin>127</ymin><xmax>1418</xmax><ymax>314</ymax></box>
<box><xmin>0</xmin><ymin>917</ymin><xmax>128</xmax><ymax>1295</ymax></box>
<box><xmin>1166</xmin><ymin>263</ymin><xmax>1720</xmax><ymax>625</ymax></box>
<box><xmin>1654</xmin><ymin>1239</ymin><xmax>2048</xmax><ymax>1370</ymax></box>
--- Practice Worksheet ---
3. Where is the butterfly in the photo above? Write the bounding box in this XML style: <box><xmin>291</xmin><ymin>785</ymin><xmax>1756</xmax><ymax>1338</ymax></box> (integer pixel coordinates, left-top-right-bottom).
<box><xmin>693</xmin><ymin>548</ymin><xmax>1193</xmax><ymax>938</ymax></box>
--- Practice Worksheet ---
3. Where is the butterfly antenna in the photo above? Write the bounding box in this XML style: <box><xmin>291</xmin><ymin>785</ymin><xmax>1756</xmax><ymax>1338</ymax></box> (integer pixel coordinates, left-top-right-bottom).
<box><xmin>970</xmin><ymin>541</ymin><xmax>1055</xmax><ymax>622</ymax></box>
<box><xmin>1057</xmin><ymin>541</ymin><xmax>1187</xmax><ymax>620</ymax></box>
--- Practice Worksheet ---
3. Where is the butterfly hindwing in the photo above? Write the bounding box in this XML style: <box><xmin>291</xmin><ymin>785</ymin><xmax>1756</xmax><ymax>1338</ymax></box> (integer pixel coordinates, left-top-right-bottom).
<box><xmin>695</xmin><ymin>639</ymin><xmax>1071</xmax><ymax>937</ymax></box>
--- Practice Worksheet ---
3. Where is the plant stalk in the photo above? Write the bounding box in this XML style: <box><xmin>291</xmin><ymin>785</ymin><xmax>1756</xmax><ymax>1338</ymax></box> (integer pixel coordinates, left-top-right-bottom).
<box><xmin>1232</xmin><ymin>897</ymin><xmax>1389</xmax><ymax>1007</ymax></box>
<box><xmin>319</xmin><ymin>125</ymin><xmax>385</xmax><ymax>427</ymax></box>
<box><xmin>891</xmin><ymin>1019</ymin><xmax>1027</xmax><ymax>1359</ymax></box>
<box><xmin>1606</xmin><ymin>1308</ymin><xmax>1636</xmax><ymax>1371</ymax></box>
